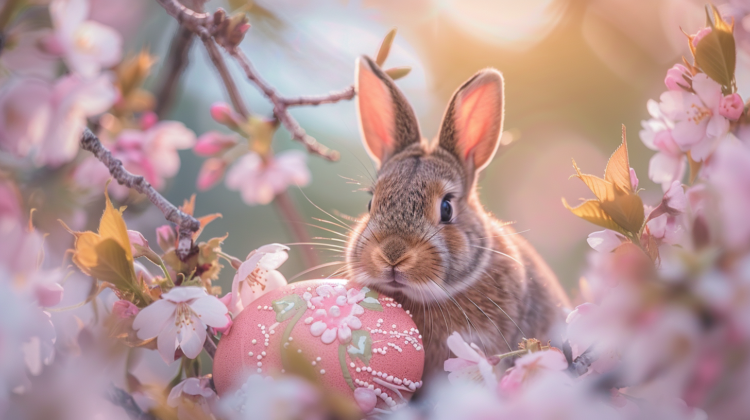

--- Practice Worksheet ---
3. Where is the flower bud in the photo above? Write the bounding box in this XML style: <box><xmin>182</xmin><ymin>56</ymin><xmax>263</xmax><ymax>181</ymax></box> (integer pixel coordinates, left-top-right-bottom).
<box><xmin>156</xmin><ymin>225</ymin><xmax>176</xmax><ymax>252</ymax></box>
<box><xmin>719</xmin><ymin>93</ymin><xmax>744</xmax><ymax>121</ymax></box>
<box><xmin>197</xmin><ymin>158</ymin><xmax>228</xmax><ymax>191</ymax></box>
<box><xmin>664</xmin><ymin>64</ymin><xmax>690</xmax><ymax>91</ymax></box>
<box><xmin>210</xmin><ymin>102</ymin><xmax>240</xmax><ymax>129</ymax></box>
<box><xmin>139</xmin><ymin>111</ymin><xmax>158</xmax><ymax>130</ymax></box>
<box><xmin>692</xmin><ymin>27</ymin><xmax>712</xmax><ymax>48</ymax></box>
<box><xmin>113</xmin><ymin>300</ymin><xmax>140</xmax><ymax>318</ymax></box>
<box><xmin>194</xmin><ymin>131</ymin><xmax>239</xmax><ymax>157</ymax></box>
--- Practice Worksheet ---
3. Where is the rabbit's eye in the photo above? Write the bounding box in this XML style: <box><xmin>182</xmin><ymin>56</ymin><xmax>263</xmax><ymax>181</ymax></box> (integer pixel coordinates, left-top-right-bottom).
<box><xmin>440</xmin><ymin>197</ymin><xmax>453</xmax><ymax>223</ymax></box>
<box><xmin>368</xmin><ymin>198</ymin><xmax>372</xmax><ymax>212</ymax></box>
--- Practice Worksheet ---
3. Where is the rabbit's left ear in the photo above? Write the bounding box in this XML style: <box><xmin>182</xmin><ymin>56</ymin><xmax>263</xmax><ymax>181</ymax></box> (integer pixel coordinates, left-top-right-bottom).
<box><xmin>438</xmin><ymin>69</ymin><xmax>505</xmax><ymax>174</ymax></box>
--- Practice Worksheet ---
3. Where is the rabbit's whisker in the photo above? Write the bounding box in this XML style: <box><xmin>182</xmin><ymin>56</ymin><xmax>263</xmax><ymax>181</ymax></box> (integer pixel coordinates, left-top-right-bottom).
<box><xmin>301</xmin><ymin>223</ymin><xmax>349</xmax><ymax>238</ymax></box>
<box><xmin>474</xmin><ymin>229</ymin><xmax>531</xmax><ymax>240</ymax></box>
<box><xmin>312</xmin><ymin>217</ymin><xmax>354</xmax><ymax>234</ymax></box>
<box><xmin>284</xmin><ymin>242</ymin><xmax>347</xmax><ymax>250</ymax></box>
<box><xmin>429</xmin><ymin>278</ymin><xmax>488</xmax><ymax>355</ymax></box>
<box><xmin>476</xmin><ymin>273</ymin><xmax>527</xmax><ymax>338</ymax></box>
<box><xmin>464</xmin><ymin>294</ymin><xmax>512</xmax><ymax>352</ymax></box>
<box><xmin>288</xmin><ymin>261</ymin><xmax>349</xmax><ymax>282</ymax></box>
<box><xmin>469</xmin><ymin>245</ymin><xmax>524</xmax><ymax>266</ymax></box>
<box><xmin>311</xmin><ymin>237</ymin><xmax>348</xmax><ymax>243</ymax></box>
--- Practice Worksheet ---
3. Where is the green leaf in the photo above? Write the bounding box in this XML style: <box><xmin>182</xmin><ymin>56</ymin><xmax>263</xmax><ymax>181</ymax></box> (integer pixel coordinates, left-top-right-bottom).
<box><xmin>562</xmin><ymin>199</ymin><xmax>628</xmax><ymax>235</ymax></box>
<box><xmin>385</xmin><ymin>66</ymin><xmax>411</xmax><ymax>80</ymax></box>
<box><xmin>347</xmin><ymin>329</ymin><xmax>372</xmax><ymax>365</ymax></box>
<box><xmin>376</xmin><ymin>28</ymin><xmax>397</xmax><ymax>66</ymax></box>
<box><xmin>359</xmin><ymin>287</ymin><xmax>383</xmax><ymax>312</ymax></box>
<box><xmin>695</xmin><ymin>6</ymin><xmax>736</xmax><ymax>93</ymax></box>
<box><xmin>91</xmin><ymin>239</ymin><xmax>138</xmax><ymax>292</ymax></box>
<box><xmin>272</xmin><ymin>294</ymin><xmax>305</xmax><ymax>322</ymax></box>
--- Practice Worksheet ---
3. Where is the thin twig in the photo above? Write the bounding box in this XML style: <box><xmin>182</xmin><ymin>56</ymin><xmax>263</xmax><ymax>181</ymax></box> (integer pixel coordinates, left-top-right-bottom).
<box><xmin>154</xmin><ymin>25</ymin><xmax>195</xmax><ymax>118</ymax></box>
<box><xmin>203</xmin><ymin>336</ymin><xmax>217</xmax><ymax>358</ymax></box>
<box><xmin>568</xmin><ymin>344</ymin><xmax>598</xmax><ymax>377</ymax></box>
<box><xmin>274</xmin><ymin>190</ymin><xmax>318</xmax><ymax>268</ymax></box>
<box><xmin>281</xmin><ymin>86</ymin><xmax>355</xmax><ymax>107</ymax></box>
<box><xmin>154</xmin><ymin>0</ymin><xmax>352</xmax><ymax>161</ymax></box>
<box><xmin>229</xmin><ymin>48</ymin><xmax>340</xmax><ymax>161</ymax></box>
<box><xmin>201</xmin><ymin>38</ymin><xmax>250</xmax><ymax>118</ymax></box>
<box><xmin>80</xmin><ymin>128</ymin><xmax>199</xmax><ymax>260</ymax></box>
<box><xmin>106</xmin><ymin>385</ymin><xmax>156</xmax><ymax>420</ymax></box>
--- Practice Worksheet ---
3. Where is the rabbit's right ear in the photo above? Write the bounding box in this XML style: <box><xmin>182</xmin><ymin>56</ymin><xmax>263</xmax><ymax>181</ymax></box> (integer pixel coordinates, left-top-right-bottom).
<box><xmin>356</xmin><ymin>55</ymin><xmax>421</xmax><ymax>169</ymax></box>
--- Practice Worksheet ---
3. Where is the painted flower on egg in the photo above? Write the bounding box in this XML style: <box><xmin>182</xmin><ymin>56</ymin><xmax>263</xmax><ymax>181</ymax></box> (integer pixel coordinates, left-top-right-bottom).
<box><xmin>305</xmin><ymin>285</ymin><xmax>365</xmax><ymax>344</ymax></box>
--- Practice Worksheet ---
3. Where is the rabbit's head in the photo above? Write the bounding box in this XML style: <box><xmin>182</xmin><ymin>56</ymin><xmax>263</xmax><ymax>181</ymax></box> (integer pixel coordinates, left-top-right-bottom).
<box><xmin>346</xmin><ymin>55</ymin><xmax>507</xmax><ymax>303</ymax></box>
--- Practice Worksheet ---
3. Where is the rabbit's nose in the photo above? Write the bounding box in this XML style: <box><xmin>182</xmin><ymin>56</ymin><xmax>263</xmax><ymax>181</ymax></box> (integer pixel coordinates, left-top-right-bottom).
<box><xmin>380</xmin><ymin>236</ymin><xmax>408</xmax><ymax>266</ymax></box>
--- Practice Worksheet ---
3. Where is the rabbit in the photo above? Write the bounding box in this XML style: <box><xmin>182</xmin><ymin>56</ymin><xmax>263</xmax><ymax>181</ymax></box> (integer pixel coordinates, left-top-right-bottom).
<box><xmin>345</xmin><ymin>55</ymin><xmax>572</xmax><ymax>379</ymax></box>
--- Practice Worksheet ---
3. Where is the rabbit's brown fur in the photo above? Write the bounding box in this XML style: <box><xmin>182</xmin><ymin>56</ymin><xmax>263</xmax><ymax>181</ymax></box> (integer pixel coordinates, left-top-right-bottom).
<box><xmin>346</xmin><ymin>56</ymin><xmax>570</xmax><ymax>377</ymax></box>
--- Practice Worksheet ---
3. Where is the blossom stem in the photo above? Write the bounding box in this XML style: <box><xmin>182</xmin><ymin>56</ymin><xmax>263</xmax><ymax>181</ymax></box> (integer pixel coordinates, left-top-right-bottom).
<box><xmin>106</xmin><ymin>385</ymin><xmax>156</xmax><ymax>420</ymax></box>
<box><xmin>202</xmin><ymin>336</ymin><xmax>217</xmax><ymax>359</ymax></box>
<box><xmin>79</xmin><ymin>128</ymin><xmax>200</xmax><ymax>260</ymax></box>
<box><xmin>274</xmin><ymin>191</ymin><xmax>318</xmax><ymax>268</ymax></box>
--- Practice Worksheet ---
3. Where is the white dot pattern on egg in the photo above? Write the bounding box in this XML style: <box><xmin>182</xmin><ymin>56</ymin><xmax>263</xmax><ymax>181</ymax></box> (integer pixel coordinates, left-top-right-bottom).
<box><xmin>213</xmin><ymin>279</ymin><xmax>425</xmax><ymax>414</ymax></box>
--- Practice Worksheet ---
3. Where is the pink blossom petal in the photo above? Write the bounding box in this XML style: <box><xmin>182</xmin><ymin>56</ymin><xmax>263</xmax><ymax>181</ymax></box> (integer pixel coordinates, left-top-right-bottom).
<box><xmin>354</xmin><ymin>387</ymin><xmax>377</xmax><ymax>413</ymax></box>
<box><xmin>446</xmin><ymin>332</ymin><xmax>482</xmax><ymax>363</ymax></box>
<box><xmin>190</xmin><ymin>295</ymin><xmax>229</xmax><ymax>328</ymax></box>
<box><xmin>178</xmin><ymin>314</ymin><xmax>207</xmax><ymax>359</ymax></box>
<box><xmin>162</xmin><ymin>286</ymin><xmax>208</xmax><ymax>303</ymax></box>
<box><xmin>587</xmin><ymin>230</ymin><xmax>625</xmax><ymax>253</ymax></box>
<box><xmin>444</xmin><ymin>358</ymin><xmax>475</xmax><ymax>372</ymax></box>
<box><xmin>134</xmin><ymin>299</ymin><xmax>176</xmax><ymax>339</ymax></box>
<box><xmin>649</xmin><ymin>152</ymin><xmax>686</xmax><ymax>191</ymax></box>
<box><xmin>36</xmin><ymin>283</ymin><xmax>64</xmax><ymax>307</ymax></box>
<box><xmin>156</xmin><ymin>320</ymin><xmax>179</xmax><ymax>364</ymax></box>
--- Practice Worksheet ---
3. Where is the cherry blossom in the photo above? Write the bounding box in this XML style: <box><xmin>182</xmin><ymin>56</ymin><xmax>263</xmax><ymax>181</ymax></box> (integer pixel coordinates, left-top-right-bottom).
<box><xmin>133</xmin><ymin>286</ymin><xmax>229</xmax><ymax>363</ymax></box>
<box><xmin>444</xmin><ymin>331</ymin><xmax>497</xmax><ymax>388</ymax></box>
<box><xmin>640</xmin><ymin>99</ymin><xmax>686</xmax><ymax>190</ymax></box>
<box><xmin>194</xmin><ymin>131</ymin><xmax>239</xmax><ymax>157</ymax></box>
<box><xmin>219</xmin><ymin>374</ymin><xmax>324</xmax><ymax>420</ymax></box>
<box><xmin>705</xmin><ymin>140</ymin><xmax>750</xmax><ymax>248</ymax></box>
<box><xmin>45</xmin><ymin>0</ymin><xmax>123</xmax><ymax>78</ymax></box>
<box><xmin>587</xmin><ymin>230</ymin><xmax>626</xmax><ymax>253</ymax></box>
<box><xmin>75</xmin><ymin>120</ymin><xmax>196</xmax><ymax>196</ymax></box>
<box><xmin>167</xmin><ymin>377</ymin><xmax>217</xmax><ymax>420</ymax></box>
<box><xmin>226</xmin><ymin>244</ymin><xmax>289</xmax><ymax>317</ymax></box>
<box><xmin>498</xmin><ymin>349</ymin><xmax>568</xmax><ymax>395</ymax></box>
<box><xmin>307</xmin><ymin>284</ymin><xmax>365</xmax><ymax>344</ymax></box>
<box><xmin>659</xmin><ymin>74</ymin><xmax>733</xmax><ymax>161</ymax></box>
<box><xmin>225</xmin><ymin>150</ymin><xmax>311</xmax><ymax>206</ymax></box>
<box><xmin>108</xmin><ymin>121</ymin><xmax>196</xmax><ymax>190</ymax></box>
<box><xmin>665</xmin><ymin>64</ymin><xmax>691</xmax><ymax>91</ymax></box>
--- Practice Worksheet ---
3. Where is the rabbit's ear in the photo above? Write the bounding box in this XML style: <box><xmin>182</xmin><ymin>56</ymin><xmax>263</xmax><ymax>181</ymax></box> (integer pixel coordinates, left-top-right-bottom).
<box><xmin>438</xmin><ymin>69</ymin><xmax>505</xmax><ymax>173</ymax></box>
<box><xmin>356</xmin><ymin>55</ymin><xmax>421</xmax><ymax>168</ymax></box>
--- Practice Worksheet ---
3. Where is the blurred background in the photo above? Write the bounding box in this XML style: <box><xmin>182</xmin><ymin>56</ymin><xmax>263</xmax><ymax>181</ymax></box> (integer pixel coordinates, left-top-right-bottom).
<box><xmin>113</xmin><ymin>0</ymin><xmax>731</xmax><ymax>294</ymax></box>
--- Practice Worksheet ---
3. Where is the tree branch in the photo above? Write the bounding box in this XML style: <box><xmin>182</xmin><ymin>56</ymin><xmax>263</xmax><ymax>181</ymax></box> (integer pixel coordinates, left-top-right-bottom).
<box><xmin>106</xmin><ymin>385</ymin><xmax>155</xmax><ymax>420</ymax></box>
<box><xmin>154</xmin><ymin>0</ymin><xmax>353</xmax><ymax>161</ymax></box>
<box><xmin>229</xmin><ymin>48</ymin><xmax>341</xmax><ymax>160</ymax></box>
<box><xmin>281</xmin><ymin>86</ymin><xmax>355</xmax><ymax>107</ymax></box>
<box><xmin>154</xmin><ymin>25</ymin><xmax>195</xmax><ymax>118</ymax></box>
<box><xmin>80</xmin><ymin>128</ymin><xmax>199</xmax><ymax>260</ymax></box>
<box><xmin>201</xmin><ymin>37</ymin><xmax>250</xmax><ymax>118</ymax></box>
<box><xmin>203</xmin><ymin>336</ymin><xmax>217</xmax><ymax>358</ymax></box>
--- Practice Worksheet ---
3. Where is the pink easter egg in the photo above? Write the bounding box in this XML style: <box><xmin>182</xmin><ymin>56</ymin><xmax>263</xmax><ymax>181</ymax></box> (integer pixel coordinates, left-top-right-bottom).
<box><xmin>213</xmin><ymin>279</ymin><xmax>425</xmax><ymax>414</ymax></box>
